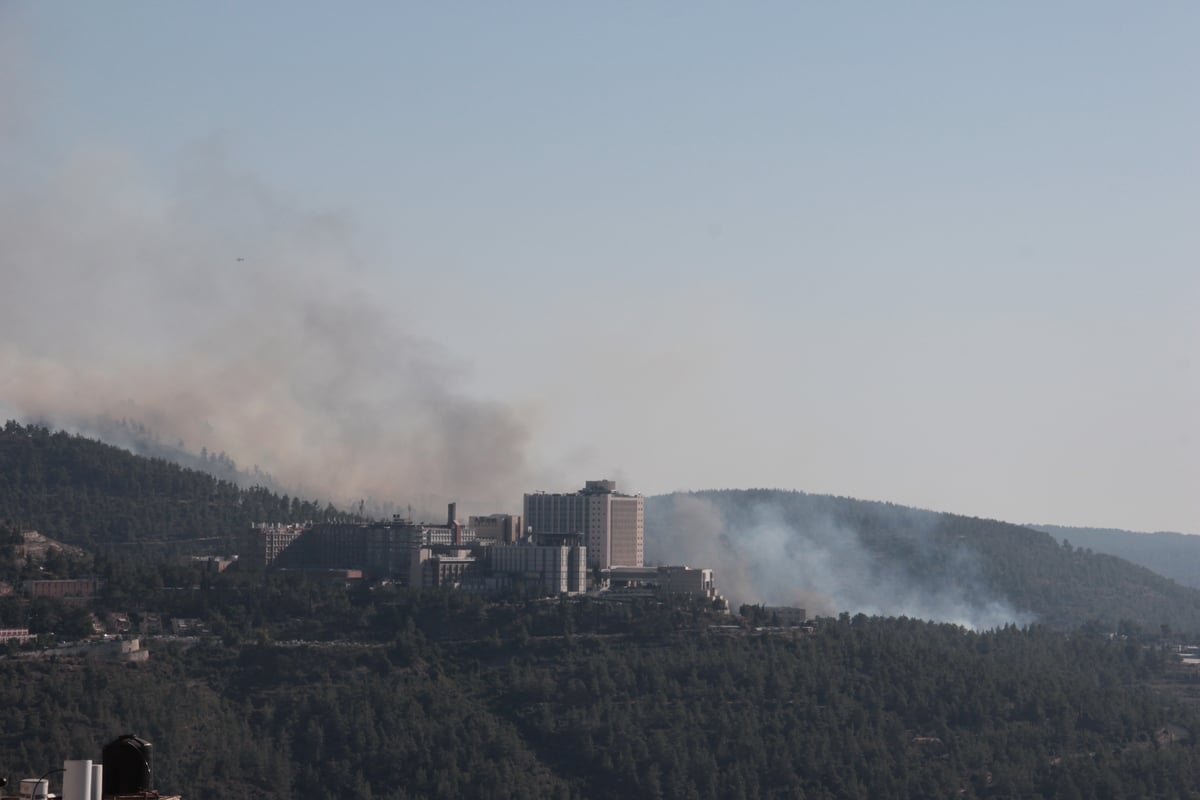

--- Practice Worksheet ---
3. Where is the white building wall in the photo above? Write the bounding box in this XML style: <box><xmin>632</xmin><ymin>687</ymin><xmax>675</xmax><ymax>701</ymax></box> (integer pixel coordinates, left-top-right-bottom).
<box><xmin>492</xmin><ymin>543</ymin><xmax>587</xmax><ymax>595</ymax></box>
<box><xmin>608</xmin><ymin>494</ymin><xmax>644</xmax><ymax>568</ymax></box>
<box><xmin>524</xmin><ymin>481</ymin><xmax>641</xmax><ymax>571</ymax></box>
<box><xmin>588</xmin><ymin>494</ymin><xmax>608</xmax><ymax>570</ymax></box>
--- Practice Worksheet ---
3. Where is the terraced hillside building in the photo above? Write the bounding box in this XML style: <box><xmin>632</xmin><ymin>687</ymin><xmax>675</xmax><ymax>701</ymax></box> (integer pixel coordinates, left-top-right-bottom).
<box><xmin>246</xmin><ymin>504</ymin><xmax>483</xmax><ymax>582</ymax></box>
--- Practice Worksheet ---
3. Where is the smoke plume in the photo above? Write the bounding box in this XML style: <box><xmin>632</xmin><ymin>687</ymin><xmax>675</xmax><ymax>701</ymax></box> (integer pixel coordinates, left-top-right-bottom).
<box><xmin>647</xmin><ymin>492</ymin><xmax>1032</xmax><ymax>630</ymax></box>
<box><xmin>0</xmin><ymin>146</ymin><xmax>530</xmax><ymax>515</ymax></box>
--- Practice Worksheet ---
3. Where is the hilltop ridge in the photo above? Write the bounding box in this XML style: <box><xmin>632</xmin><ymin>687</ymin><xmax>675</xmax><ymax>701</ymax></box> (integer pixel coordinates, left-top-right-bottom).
<box><xmin>4</xmin><ymin>420</ymin><xmax>1199</xmax><ymax>633</ymax></box>
<box><xmin>1034</xmin><ymin>523</ymin><xmax>1200</xmax><ymax>590</ymax></box>
<box><xmin>648</xmin><ymin>489</ymin><xmax>1200</xmax><ymax>633</ymax></box>
<box><xmin>0</xmin><ymin>421</ymin><xmax>339</xmax><ymax>553</ymax></box>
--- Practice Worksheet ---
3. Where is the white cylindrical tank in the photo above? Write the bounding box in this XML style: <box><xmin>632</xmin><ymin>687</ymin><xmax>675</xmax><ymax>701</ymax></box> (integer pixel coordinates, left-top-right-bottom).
<box><xmin>62</xmin><ymin>760</ymin><xmax>92</xmax><ymax>800</ymax></box>
<box><xmin>90</xmin><ymin>763</ymin><xmax>104</xmax><ymax>800</ymax></box>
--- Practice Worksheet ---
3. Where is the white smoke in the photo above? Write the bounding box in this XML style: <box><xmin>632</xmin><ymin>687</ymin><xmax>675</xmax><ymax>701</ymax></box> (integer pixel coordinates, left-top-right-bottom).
<box><xmin>648</xmin><ymin>492</ymin><xmax>1033</xmax><ymax>630</ymax></box>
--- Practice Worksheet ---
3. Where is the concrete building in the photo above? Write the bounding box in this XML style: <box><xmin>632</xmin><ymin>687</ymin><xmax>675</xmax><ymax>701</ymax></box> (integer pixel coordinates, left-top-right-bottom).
<box><xmin>247</xmin><ymin>504</ymin><xmax>487</xmax><ymax>583</ymax></box>
<box><xmin>491</xmin><ymin>533</ymin><xmax>587</xmax><ymax>595</ymax></box>
<box><xmin>524</xmin><ymin>479</ymin><xmax>644</xmax><ymax>570</ymax></box>
<box><xmin>468</xmin><ymin>513</ymin><xmax>522</xmax><ymax>545</ymax></box>
<box><xmin>265</xmin><ymin>522</ymin><xmax>377</xmax><ymax>572</ymax></box>
<box><xmin>0</xmin><ymin>627</ymin><xmax>34</xmax><ymax>644</ymax></box>
<box><xmin>247</xmin><ymin>523</ymin><xmax>310</xmax><ymax>568</ymax></box>
<box><xmin>605</xmin><ymin>565</ymin><xmax>727</xmax><ymax>609</ymax></box>
<box><xmin>247</xmin><ymin>501</ymin><xmax>599</xmax><ymax>594</ymax></box>
<box><xmin>409</xmin><ymin>548</ymin><xmax>483</xmax><ymax>589</ymax></box>
<box><xmin>363</xmin><ymin>523</ymin><xmax>417</xmax><ymax>576</ymax></box>
<box><xmin>23</xmin><ymin>578</ymin><xmax>102</xmax><ymax>600</ymax></box>
<box><xmin>657</xmin><ymin>566</ymin><xmax>719</xmax><ymax>600</ymax></box>
<box><xmin>405</xmin><ymin>505</ymin><xmax>524</xmax><ymax>590</ymax></box>
<box><xmin>382</xmin><ymin>504</ymin><xmax>481</xmax><ymax>583</ymax></box>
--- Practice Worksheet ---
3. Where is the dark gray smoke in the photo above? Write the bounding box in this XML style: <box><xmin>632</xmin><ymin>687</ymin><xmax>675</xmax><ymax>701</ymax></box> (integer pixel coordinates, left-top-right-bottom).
<box><xmin>0</xmin><ymin>144</ymin><xmax>531</xmax><ymax>516</ymax></box>
<box><xmin>647</xmin><ymin>492</ymin><xmax>1033</xmax><ymax>630</ymax></box>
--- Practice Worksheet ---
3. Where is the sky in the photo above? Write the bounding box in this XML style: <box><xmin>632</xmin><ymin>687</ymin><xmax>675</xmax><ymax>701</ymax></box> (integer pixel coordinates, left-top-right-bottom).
<box><xmin>3</xmin><ymin>3</ymin><xmax>1198</xmax><ymax>532</ymax></box>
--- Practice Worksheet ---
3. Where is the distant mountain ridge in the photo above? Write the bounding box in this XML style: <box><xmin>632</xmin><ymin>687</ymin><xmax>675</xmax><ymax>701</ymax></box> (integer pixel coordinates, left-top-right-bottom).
<box><xmin>647</xmin><ymin>489</ymin><xmax>1200</xmax><ymax>633</ymax></box>
<box><xmin>1033</xmin><ymin>523</ymin><xmax>1200</xmax><ymax>590</ymax></box>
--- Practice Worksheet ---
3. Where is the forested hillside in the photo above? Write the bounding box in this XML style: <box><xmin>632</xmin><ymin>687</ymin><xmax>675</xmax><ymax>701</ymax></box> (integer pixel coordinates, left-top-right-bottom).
<box><xmin>1036</xmin><ymin>524</ymin><xmax>1200</xmax><ymax>591</ymax></box>
<box><xmin>0</xmin><ymin>421</ymin><xmax>338</xmax><ymax>552</ymax></box>
<box><xmin>3</xmin><ymin>425</ymin><xmax>1200</xmax><ymax>797</ymax></box>
<box><xmin>648</xmin><ymin>490</ymin><xmax>1200</xmax><ymax>634</ymax></box>
<box><xmin>2</xmin><ymin>594</ymin><xmax>1199</xmax><ymax>800</ymax></box>
<box><xmin>43</xmin><ymin>415</ymin><xmax>284</xmax><ymax>491</ymax></box>
<box><xmin>5</xmin><ymin>423</ymin><xmax>1200</xmax><ymax>634</ymax></box>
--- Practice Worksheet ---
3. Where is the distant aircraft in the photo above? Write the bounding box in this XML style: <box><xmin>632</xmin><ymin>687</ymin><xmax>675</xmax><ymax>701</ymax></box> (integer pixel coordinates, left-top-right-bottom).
<box><xmin>236</xmin><ymin>257</ymin><xmax>245</xmax><ymax>262</ymax></box>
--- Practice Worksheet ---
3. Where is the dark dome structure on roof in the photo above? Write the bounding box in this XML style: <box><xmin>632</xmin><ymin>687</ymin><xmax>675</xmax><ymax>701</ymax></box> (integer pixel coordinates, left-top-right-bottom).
<box><xmin>101</xmin><ymin>734</ymin><xmax>153</xmax><ymax>796</ymax></box>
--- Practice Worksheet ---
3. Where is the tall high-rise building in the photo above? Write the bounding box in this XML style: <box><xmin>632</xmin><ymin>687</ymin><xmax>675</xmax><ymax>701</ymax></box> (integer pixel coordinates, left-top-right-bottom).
<box><xmin>523</xmin><ymin>479</ymin><xmax>644</xmax><ymax>569</ymax></box>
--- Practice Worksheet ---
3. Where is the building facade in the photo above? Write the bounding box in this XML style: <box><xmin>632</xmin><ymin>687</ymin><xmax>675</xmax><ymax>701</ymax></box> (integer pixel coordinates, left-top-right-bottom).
<box><xmin>607</xmin><ymin>565</ymin><xmax>721</xmax><ymax>599</ymax></box>
<box><xmin>656</xmin><ymin>566</ymin><xmax>719</xmax><ymax>601</ymax></box>
<box><xmin>468</xmin><ymin>513</ymin><xmax>522</xmax><ymax>545</ymax></box>
<box><xmin>247</xmin><ymin>523</ymin><xmax>310</xmax><ymax>568</ymax></box>
<box><xmin>247</xmin><ymin>504</ymin><xmax>505</xmax><ymax>584</ymax></box>
<box><xmin>410</xmin><ymin>548</ymin><xmax>483</xmax><ymax>589</ymax></box>
<box><xmin>0</xmin><ymin>627</ymin><xmax>34</xmax><ymax>644</ymax></box>
<box><xmin>23</xmin><ymin>578</ymin><xmax>102</xmax><ymax>599</ymax></box>
<box><xmin>491</xmin><ymin>534</ymin><xmax>587</xmax><ymax>595</ymax></box>
<box><xmin>524</xmin><ymin>480</ymin><xmax>643</xmax><ymax>570</ymax></box>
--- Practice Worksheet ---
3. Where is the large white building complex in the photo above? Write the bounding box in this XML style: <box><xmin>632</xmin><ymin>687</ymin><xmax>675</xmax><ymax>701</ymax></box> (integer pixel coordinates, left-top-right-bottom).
<box><xmin>523</xmin><ymin>479</ymin><xmax>644</xmax><ymax>570</ymax></box>
<box><xmin>244</xmin><ymin>478</ymin><xmax>722</xmax><ymax>603</ymax></box>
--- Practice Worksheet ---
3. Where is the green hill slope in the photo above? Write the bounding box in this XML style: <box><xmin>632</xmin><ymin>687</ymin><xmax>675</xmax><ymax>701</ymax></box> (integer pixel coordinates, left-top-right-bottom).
<box><xmin>0</xmin><ymin>421</ymin><xmax>335</xmax><ymax>552</ymax></box>
<box><xmin>4</xmin><ymin>422</ymin><xmax>1197</xmax><ymax>634</ymax></box>
<box><xmin>1035</xmin><ymin>524</ymin><xmax>1200</xmax><ymax>590</ymax></box>
<box><xmin>647</xmin><ymin>489</ymin><xmax>1200</xmax><ymax>633</ymax></box>
<box><xmin>2</xmin><ymin>609</ymin><xmax>1199</xmax><ymax>800</ymax></box>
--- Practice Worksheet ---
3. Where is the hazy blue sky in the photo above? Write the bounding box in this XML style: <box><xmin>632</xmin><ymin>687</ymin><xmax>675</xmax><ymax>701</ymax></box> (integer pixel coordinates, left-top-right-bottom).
<box><xmin>5</xmin><ymin>3</ymin><xmax>1198</xmax><ymax>531</ymax></box>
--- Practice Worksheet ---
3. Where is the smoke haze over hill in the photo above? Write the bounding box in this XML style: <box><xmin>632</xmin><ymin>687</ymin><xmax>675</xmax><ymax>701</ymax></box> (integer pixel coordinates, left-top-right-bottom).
<box><xmin>7</xmin><ymin>3</ymin><xmax>1200</xmax><ymax>540</ymax></box>
<box><xmin>0</xmin><ymin>145</ymin><xmax>532</xmax><ymax>516</ymax></box>
<box><xmin>647</xmin><ymin>491</ymin><xmax>1036</xmax><ymax>630</ymax></box>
